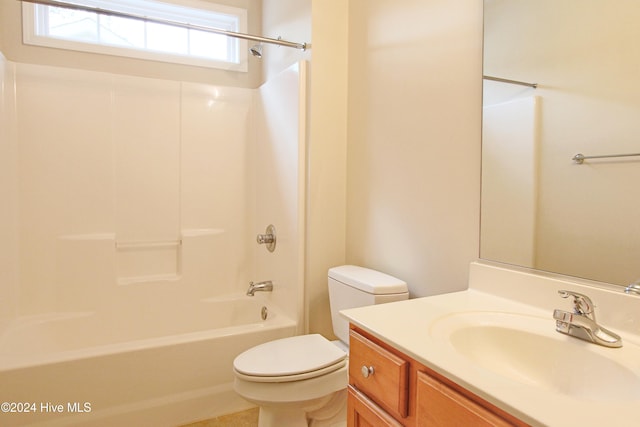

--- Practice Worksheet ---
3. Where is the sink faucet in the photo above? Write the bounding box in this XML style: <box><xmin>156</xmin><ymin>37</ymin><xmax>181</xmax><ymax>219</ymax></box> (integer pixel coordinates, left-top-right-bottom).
<box><xmin>625</xmin><ymin>280</ymin><xmax>640</xmax><ymax>296</ymax></box>
<box><xmin>553</xmin><ymin>290</ymin><xmax>622</xmax><ymax>348</ymax></box>
<box><xmin>246</xmin><ymin>280</ymin><xmax>273</xmax><ymax>296</ymax></box>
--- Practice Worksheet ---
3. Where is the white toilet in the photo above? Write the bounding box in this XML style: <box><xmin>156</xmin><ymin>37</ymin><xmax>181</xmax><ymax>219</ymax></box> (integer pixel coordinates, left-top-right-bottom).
<box><xmin>233</xmin><ymin>265</ymin><xmax>409</xmax><ymax>427</ymax></box>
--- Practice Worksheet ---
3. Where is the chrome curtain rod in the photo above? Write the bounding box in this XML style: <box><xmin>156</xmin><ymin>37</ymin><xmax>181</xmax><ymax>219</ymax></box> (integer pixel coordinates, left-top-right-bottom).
<box><xmin>21</xmin><ymin>0</ymin><xmax>308</xmax><ymax>51</ymax></box>
<box><xmin>483</xmin><ymin>75</ymin><xmax>537</xmax><ymax>89</ymax></box>
<box><xmin>572</xmin><ymin>152</ymin><xmax>640</xmax><ymax>164</ymax></box>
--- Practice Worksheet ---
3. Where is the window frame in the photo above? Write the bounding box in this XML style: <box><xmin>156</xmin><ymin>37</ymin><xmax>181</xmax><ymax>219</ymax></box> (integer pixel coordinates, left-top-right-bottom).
<box><xmin>22</xmin><ymin>0</ymin><xmax>249</xmax><ymax>72</ymax></box>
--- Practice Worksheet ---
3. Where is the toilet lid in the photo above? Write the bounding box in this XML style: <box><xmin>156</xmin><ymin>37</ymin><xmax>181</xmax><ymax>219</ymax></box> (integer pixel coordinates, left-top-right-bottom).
<box><xmin>233</xmin><ymin>334</ymin><xmax>347</xmax><ymax>379</ymax></box>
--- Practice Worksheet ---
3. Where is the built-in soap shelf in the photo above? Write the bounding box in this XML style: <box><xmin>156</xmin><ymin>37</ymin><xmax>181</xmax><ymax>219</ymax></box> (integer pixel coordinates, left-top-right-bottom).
<box><xmin>57</xmin><ymin>229</ymin><xmax>225</xmax><ymax>285</ymax></box>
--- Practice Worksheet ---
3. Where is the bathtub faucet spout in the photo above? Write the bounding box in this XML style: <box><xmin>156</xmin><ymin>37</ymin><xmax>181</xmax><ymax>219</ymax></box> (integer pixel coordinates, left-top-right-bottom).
<box><xmin>247</xmin><ymin>280</ymin><xmax>273</xmax><ymax>296</ymax></box>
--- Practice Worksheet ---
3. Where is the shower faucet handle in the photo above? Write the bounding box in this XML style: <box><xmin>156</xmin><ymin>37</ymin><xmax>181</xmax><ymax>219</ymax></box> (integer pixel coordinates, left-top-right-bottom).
<box><xmin>257</xmin><ymin>234</ymin><xmax>275</xmax><ymax>244</ymax></box>
<box><xmin>256</xmin><ymin>224</ymin><xmax>276</xmax><ymax>252</ymax></box>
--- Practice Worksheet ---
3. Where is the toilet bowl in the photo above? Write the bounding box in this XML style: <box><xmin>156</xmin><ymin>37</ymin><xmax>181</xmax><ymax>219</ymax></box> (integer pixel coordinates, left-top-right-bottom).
<box><xmin>234</xmin><ymin>334</ymin><xmax>348</xmax><ymax>427</ymax></box>
<box><xmin>233</xmin><ymin>265</ymin><xmax>408</xmax><ymax>427</ymax></box>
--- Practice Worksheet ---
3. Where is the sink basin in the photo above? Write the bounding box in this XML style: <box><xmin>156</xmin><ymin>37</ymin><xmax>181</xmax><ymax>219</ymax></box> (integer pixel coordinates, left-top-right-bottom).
<box><xmin>430</xmin><ymin>312</ymin><xmax>640</xmax><ymax>401</ymax></box>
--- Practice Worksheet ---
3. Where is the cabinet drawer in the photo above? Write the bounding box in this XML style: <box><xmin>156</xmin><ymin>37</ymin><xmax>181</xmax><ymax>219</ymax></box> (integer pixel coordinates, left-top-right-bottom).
<box><xmin>416</xmin><ymin>371</ymin><xmax>515</xmax><ymax>427</ymax></box>
<box><xmin>349</xmin><ymin>329</ymin><xmax>409</xmax><ymax>418</ymax></box>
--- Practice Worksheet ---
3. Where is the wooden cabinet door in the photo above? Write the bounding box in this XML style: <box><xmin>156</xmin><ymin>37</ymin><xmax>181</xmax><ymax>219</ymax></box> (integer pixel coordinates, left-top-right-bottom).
<box><xmin>349</xmin><ymin>329</ymin><xmax>409</xmax><ymax>419</ymax></box>
<box><xmin>348</xmin><ymin>386</ymin><xmax>404</xmax><ymax>427</ymax></box>
<box><xmin>416</xmin><ymin>371</ymin><xmax>515</xmax><ymax>427</ymax></box>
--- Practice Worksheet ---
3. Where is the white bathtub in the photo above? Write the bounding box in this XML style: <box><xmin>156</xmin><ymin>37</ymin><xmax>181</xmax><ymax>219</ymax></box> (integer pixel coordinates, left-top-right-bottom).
<box><xmin>0</xmin><ymin>294</ymin><xmax>296</xmax><ymax>427</ymax></box>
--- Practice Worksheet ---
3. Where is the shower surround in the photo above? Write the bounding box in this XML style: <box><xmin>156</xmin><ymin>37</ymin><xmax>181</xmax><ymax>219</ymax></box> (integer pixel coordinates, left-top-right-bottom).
<box><xmin>0</xmin><ymin>53</ymin><xmax>306</xmax><ymax>426</ymax></box>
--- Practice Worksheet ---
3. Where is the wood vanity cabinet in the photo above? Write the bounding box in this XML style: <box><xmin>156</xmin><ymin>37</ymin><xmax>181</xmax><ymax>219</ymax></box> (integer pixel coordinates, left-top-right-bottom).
<box><xmin>347</xmin><ymin>325</ymin><xmax>530</xmax><ymax>427</ymax></box>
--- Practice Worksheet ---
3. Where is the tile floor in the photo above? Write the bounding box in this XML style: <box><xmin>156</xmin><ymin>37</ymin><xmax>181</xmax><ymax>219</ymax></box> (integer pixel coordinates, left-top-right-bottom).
<box><xmin>180</xmin><ymin>408</ymin><xmax>259</xmax><ymax>427</ymax></box>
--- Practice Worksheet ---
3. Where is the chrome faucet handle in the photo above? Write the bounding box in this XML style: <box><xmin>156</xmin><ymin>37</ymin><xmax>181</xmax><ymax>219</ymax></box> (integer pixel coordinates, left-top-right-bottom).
<box><xmin>558</xmin><ymin>290</ymin><xmax>594</xmax><ymax>318</ymax></box>
<box><xmin>555</xmin><ymin>290</ymin><xmax>622</xmax><ymax>348</ymax></box>
<box><xmin>256</xmin><ymin>224</ymin><xmax>276</xmax><ymax>252</ymax></box>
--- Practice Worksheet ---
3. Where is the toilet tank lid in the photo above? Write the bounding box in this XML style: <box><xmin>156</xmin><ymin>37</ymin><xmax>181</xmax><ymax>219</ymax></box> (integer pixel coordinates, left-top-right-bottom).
<box><xmin>328</xmin><ymin>265</ymin><xmax>408</xmax><ymax>295</ymax></box>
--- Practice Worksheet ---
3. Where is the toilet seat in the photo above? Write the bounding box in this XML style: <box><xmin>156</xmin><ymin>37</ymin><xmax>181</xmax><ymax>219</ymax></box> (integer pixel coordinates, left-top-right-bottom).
<box><xmin>233</xmin><ymin>334</ymin><xmax>347</xmax><ymax>383</ymax></box>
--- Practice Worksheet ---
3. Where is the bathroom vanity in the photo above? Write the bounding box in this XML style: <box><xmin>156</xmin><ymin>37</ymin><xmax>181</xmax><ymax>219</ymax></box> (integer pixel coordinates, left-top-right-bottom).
<box><xmin>341</xmin><ymin>261</ymin><xmax>640</xmax><ymax>427</ymax></box>
<box><xmin>347</xmin><ymin>326</ymin><xmax>526</xmax><ymax>426</ymax></box>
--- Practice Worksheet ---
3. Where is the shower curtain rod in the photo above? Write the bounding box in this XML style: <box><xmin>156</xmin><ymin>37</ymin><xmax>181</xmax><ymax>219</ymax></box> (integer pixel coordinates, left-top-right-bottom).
<box><xmin>483</xmin><ymin>75</ymin><xmax>537</xmax><ymax>89</ymax></box>
<box><xmin>21</xmin><ymin>0</ymin><xmax>308</xmax><ymax>51</ymax></box>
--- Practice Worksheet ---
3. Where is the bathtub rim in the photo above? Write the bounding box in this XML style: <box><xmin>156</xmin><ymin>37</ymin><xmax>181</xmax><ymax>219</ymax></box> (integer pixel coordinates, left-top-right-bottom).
<box><xmin>0</xmin><ymin>293</ymin><xmax>295</xmax><ymax>372</ymax></box>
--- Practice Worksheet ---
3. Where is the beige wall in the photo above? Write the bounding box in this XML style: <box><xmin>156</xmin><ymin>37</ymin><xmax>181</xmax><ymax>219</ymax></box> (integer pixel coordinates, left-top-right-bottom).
<box><xmin>306</xmin><ymin>0</ymin><xmax>482</xmax><ymax>334</ymax></box>
<box><xmin>306</xmin><ymin>0</ymin><xmax>349</xmax><ymax>336</ymax></box>
<box><xmin>262</xmin><ymin>0</ymin><xmax>312</xmax><ymax>84</ymax></box>
<box><xmin>0</xmin><ymin>0</ymin><xmax>263</xmax><ymax>88</ymax></box>
<box><xmin>345</xmin><ymin>0</ymin><xmax>482</xmax><ymax>298</ymax></box>
<box><xmin>0</xmin><ymin>4</ymin><xmax>4</xmax><ymax>52</ymax></box>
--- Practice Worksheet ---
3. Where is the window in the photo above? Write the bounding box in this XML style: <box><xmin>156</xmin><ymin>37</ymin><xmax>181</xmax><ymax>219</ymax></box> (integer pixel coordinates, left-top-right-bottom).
<box><xmin>22</xmin><ymin>0</ymin><xmax>248</xmax><ymax>71</ymax></box>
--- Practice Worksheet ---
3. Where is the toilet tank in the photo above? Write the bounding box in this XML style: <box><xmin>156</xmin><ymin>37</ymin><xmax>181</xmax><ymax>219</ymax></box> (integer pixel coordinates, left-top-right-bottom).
<box><xmin>328</xmin><ymin>265</ymin><xmax>408</xmax><ymax>345</ymax></box>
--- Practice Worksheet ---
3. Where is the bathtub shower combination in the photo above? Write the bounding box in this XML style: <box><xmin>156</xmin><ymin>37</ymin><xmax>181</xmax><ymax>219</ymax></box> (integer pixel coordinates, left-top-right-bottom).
<box><xmin>1</xmin><ymin>296</ymin><xmax>295</xmax><ymax>426</ymax></box>
<box><xmin>0</xmin><ymin>53</ymin><xmax>306</xmax><ymax>426</ymax></box>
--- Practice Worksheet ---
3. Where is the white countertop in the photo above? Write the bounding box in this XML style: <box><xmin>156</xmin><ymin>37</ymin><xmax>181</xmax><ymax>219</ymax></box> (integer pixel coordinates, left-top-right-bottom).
<box><xmin>341</xmin><ymin>288</ymin><xmax>640</xmax><ymax>427</ymax></box>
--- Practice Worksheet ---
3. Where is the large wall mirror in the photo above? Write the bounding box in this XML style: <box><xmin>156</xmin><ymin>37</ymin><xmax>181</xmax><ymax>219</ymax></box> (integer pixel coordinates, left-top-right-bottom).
<box><xmin>481</xmin><ymin>0</ymin><xmax>640</xmax><ymax>288</ymax></box>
